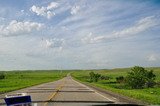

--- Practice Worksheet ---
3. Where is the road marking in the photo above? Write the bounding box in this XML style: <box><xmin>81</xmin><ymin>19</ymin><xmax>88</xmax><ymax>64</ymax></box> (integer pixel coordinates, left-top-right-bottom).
<box><xmin>43</xmin><ymin>81</ymin><xmax>65</xmax><ymax>106</ymax></box>
<box><xmin>33</xmin><ymin>103</ymin><xmax>37</xmax><ymax>106</ymax></box>
<box><xmin>95</xmin><ymin>92</ymin><xmax>113</xmax><ymax>101</ymax></box>
<box><xmin>112</xmin><ymin>97</ymin><xmax>117</xmax><ymax>100</ymax></box>
<box><xmin>72</xmin><ymin>78</ymin><xmax>113</xmax><ymax>101</ymax></box>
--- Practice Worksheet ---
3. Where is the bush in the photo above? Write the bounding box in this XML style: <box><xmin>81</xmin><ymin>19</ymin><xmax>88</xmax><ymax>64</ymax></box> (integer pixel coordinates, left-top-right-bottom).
<box><xmin>94</xmin><ymin>73</ymin><xmax>101</xmax><ymax>82</ymax></box>
<box><xmin>100</xmin><ymin>75</ymin><xmax>110</xmax><ymax>80</ymax></box>
<box><xmin>89</xmin><ymin>72</ymin><xmax>95</xmax><ymax>82</ymax></box>
<box><xmin>145</xmin><ymin>81</ymin><xmax>156</xmax><ymax>88</ymax></box>
<box><xmin>125</xmin><ymin>66</ymin><xmax>156</xmax><ymax>89</ymax></box>
<box><xmin>145</xmin><ymin>70</ymin><xmax>156</xmax><ymax>88</ymax></box>
<box><xmin>116</xmin><ymin>76</ymin><xmax>124</xmax><ymax>83</ymax></box>
<box><xmin>0</xmin><ymin>73</ymin><xmax>5</xmax><ymax>79</ymax></box>
<box><xmin>156</xmin><ymin>82</ymin><xmax>160</xmax><ymax>87</ymax></box>
<box><xmin>89</xmin><ymin>72</ymin><xmax>101</xmax><ymax>82</ymax></box>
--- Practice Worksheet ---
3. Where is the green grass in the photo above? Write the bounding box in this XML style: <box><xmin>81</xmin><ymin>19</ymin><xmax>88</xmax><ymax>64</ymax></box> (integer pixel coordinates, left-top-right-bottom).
<box><xmin>0</xmin><ymin>70</ymin><xmax>68</xmax><ymax>93</ymax></box>
<box><xmin>72</xmin><ymin>67</ymin><xmax>160</xmax><ymax>105</ymax></box>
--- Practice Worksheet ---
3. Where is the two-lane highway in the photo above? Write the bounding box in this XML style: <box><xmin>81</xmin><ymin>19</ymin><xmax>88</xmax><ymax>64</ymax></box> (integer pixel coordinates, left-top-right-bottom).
<box><xmin>0</xmin><ymin>75</ymin><xmax>137</xmax><ymax>106</ymax></box>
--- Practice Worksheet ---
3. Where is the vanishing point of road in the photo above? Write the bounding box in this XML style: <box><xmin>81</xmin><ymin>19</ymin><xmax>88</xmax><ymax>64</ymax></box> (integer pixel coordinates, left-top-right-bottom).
<box><xmin>0</xmin><ymin>75</ymin><xmax>141</xmax><ymax>106</ymax></box>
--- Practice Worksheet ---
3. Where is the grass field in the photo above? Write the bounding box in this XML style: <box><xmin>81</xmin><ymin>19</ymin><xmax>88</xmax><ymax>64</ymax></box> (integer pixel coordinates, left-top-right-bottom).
<box><xmin>0</xmin><ymin>70</ymin><xmax>68</xmax><ymax>93</ymax></box>
<box><xmin>72</xmin><ymin>67</ymin><xmax>160</xmax><ymax>105</ymax></box>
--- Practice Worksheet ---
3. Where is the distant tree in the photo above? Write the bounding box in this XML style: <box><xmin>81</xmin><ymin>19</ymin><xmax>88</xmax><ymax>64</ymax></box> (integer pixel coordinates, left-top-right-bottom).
<box><xmin>89</xmin><ymin>72</ymin><xmax>101</xmax><ymax>82</ymax></box>
<box><xmin>94</xmin><ymin>73</ymin><xmax>101</xmax><ymax>82</ymax></box>
<box><xmin>89</xmin><ymin>72</ymin><xmax>95</xmax><ymax>82</ymax></box>
<box><xmin>126</xmin><ymin>66</ymin><xmax>156</xmax><ymax>89</ymax></box>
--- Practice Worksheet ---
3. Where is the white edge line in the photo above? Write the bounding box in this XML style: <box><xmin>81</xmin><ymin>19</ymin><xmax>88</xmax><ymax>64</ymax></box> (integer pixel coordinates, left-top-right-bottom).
<box><xmin>71</xmin><ymin>78</ymin><xmax>113</xmax><ymax>101</ymax></box>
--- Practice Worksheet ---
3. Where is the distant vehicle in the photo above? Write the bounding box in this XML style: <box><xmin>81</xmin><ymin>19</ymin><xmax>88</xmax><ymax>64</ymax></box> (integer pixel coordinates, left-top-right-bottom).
<box><xmin>4</xmin><ymin>93</ymin><xmax>32</xmax><ymax>106</ymax></box>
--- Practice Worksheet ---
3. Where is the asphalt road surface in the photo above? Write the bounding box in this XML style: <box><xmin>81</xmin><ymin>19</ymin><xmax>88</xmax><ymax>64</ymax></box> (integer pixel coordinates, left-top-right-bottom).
<box><xmin>0</xmin><ymin>75</ymin><xmax>139</xmax><ymax>106</ymax></box>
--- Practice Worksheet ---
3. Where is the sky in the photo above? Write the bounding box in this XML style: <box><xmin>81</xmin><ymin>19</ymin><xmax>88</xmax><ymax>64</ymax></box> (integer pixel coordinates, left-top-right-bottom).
<box><xmin>0</xmin><ymin>0</ymin><xmax>160</xmax><ymax>70</ymax></box>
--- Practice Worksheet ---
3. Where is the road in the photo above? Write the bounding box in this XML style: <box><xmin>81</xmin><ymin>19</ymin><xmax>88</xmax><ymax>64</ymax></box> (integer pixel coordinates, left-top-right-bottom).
<box><xmin>0</xmin><ymin>75</ymin><xmax>139</xmax><ymax>106</ymax></box>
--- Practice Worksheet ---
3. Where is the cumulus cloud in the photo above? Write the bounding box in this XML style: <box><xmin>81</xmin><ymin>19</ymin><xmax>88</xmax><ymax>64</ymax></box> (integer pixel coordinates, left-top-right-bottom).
<box><xmin>71</xmin><ymin>5</ymin><xmax>80</xmax><ymax>15</ymax></box>
<box><xmin>45</xmin><ymin>38</ymin><xmax>65</xmax><ymax>50</ymax></box>
<box><xmin>30</xmin><ymin>5</ymin><xmax>46</xmax><ymax>16</ymax></box>
<box><xmin>0</xmin><ymin>20</ymin><xmax>44</xmax><ymax>37</ymax></box>
<box><xmin>30</xmin><ymin>2</ymin><xmax>58</xmax><ymax>19</ymax></box>
<box><xmin>82</xmin><ymin>16</ymin><xmax>158</xmax><ymax>44</ymax></box>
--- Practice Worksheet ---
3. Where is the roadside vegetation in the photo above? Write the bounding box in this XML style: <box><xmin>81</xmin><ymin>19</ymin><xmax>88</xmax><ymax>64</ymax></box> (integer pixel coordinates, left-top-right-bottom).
<box><xmin>0</xmin><ymin>70</ymin><xmax>67</xmax><ymax>93</ymax></box>
<box><xmin>72</xmin><ymin>66</ymin><xmax>160</xmax><ymax>105</ymax></box>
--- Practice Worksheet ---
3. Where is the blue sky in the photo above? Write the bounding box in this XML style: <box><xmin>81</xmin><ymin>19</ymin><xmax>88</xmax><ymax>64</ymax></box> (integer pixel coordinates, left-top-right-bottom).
<box><xmin>0</xmin><ymin>0</ymin><xmax>160</xmax><ymax>70</ymax></box>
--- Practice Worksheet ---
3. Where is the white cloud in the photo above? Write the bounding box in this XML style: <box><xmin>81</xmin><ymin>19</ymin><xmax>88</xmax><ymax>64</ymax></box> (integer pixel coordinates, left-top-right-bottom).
<box><xmin>81</xmin><ymin>32</ymin><xmax>92</xmax><ymax>43</ymax></box>
<box><xmin>45</xmin><ymin>38</ymin><xmax>65</xmax><ymax>50</ymax></box>
<box><xmin>82</xmin><ymin>16</ymin><xmax>158</xmax><ymax>44</ymax></box>
<box><xmin>20</xmin><ymin>10</ymin><xmax>24</xmax><ymax>13</ymax></box>
<box><xmin>81</xmin><ymin>32</ymin><xmax>106</xmax><ymax>43</ymax></box>
<box><xmin>47</xmin><ymin>2</ymin><xmax>59</xmax><ymax>10</ymax></box>
<box><xmin>147</xmin><ymin>54</ymin><xmax>157</xmax><ymax>61</ymax></box>
<box><xmin>47</xmin><ymin>11</ymin><xmax>55</xmax><ymax>19</ymax></box>
<box><xmin>113</xmin><ymin>16</ymin><xmax>157</xmax><ymax>37</ymax></box>
<box><xmin>0</xmin><ymin>20</ymin><xmax>44</xmax><ymax>37</ymax></box>
<box><xmin>30</xmin><ymin>2</ymin><xmax>58</xmax><ymax>19</ymax></box>
<box><xmin>71</xmin><ymin>5</ymin><xmax>80</xmax><ymax>15</ymax></box>
<box><xmin>30</xmin><ymin>5</ymin><xmax>46</xmax><ymax>16</ymax></box>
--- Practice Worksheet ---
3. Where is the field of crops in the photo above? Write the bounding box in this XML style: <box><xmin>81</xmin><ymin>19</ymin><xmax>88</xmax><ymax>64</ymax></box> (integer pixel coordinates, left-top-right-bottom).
<box><xmin>72</xmin><ymin>67</ymin><xmax>160</xmax><ymax>105</ymax></box>
<box><xmin>0</xmin><ymin>70</ymin><xmax>68</xmax><ymax>93</ymax></box>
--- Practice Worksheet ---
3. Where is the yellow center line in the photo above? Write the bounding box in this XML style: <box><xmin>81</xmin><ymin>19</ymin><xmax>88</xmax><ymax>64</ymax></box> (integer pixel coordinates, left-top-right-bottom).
<box><xmin>43</xmin><ymin>81</ymin><xmax>65</xmax><ymax>106</ymax></box>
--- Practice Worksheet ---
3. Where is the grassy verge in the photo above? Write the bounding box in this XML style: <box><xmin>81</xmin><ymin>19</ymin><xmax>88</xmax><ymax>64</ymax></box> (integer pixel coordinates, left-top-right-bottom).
<box><xmin>0</xmin><ymin>70</ymin><xmax>68</xmax><ymax>93</ymax></box>
<box><xmin>71</xmin><ymin>67</ymin><xmax>160</xmax><ymax>105</ymax></box>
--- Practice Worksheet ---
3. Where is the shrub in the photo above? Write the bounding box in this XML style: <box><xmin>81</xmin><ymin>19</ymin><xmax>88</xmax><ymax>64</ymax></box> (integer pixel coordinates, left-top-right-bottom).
<box><xmin>89</xmin><ymin>72</ymin><xmax>101</xmax><ymax>82</ymax></box>
<box><xmin>100</xmin><ymin>75</ymin><xmax>110</xmax><ymax>80</ymax></box>
<box><xmin>94</xmin><ymin>73</ymin><xmax>101</xmax><ymax>82</ymax></box>
<box><xmin>125</xmin><ymin>66</ymin><xmax>156</xmax><ymax>89</ymax></box>
<box><xmin>0</xmin><ymin>73</ymin><xmax>5</xmax><ymax>79</ymax></box>
<box><xmin>156</xmin><ymin>82</ymin><xmax>160</xmax><ymax>87</ymax></box>
<box><xmin>145</xmin><ymin>70</ymin><xmax>156</xmax><ymax>88</ymax></box>
<box><xmin>116</xmin><ymin>76</ymin><xmax>124</xmax><ymax>83</ymax></box>
<box><xmin>89</xmin><ymin>72</ymin><xmax>95</xmax><ymax>82</ymax></box>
